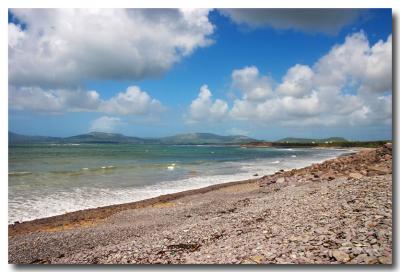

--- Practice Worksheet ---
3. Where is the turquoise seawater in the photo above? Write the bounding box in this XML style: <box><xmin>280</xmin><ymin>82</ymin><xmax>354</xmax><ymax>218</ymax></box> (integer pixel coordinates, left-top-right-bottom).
<box><xmin>9</xmin><ymin>144</ymin><xmax>353</xmax><ymax>223</ymax></box>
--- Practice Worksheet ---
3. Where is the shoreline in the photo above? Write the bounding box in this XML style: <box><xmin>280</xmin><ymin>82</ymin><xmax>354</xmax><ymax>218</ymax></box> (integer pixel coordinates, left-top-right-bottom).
<box><xmin>9</xmin><ymin>146</ymin><xmax>356</xmax><ymax>224</ymax></box>
<box><xmin>9</xmin><ymin>144</ymin><xmax>392</xmax><ymax>264</ymax></box>
<box><xmin>9</xmin><ymin>147</ymin><xmax>366</xmax><ymax>236</ymax></box>
<box><xmin>9</xmin><ymin>177</ymin><xmax>260</xmax><ymax>237</ymax></box>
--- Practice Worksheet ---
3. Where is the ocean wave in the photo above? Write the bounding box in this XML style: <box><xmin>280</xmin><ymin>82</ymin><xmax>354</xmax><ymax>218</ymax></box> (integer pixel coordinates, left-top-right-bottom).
<box><xmin>8</xmin><ymin>171</ymin><xmax>255</xmax><ymax>223</ymax></box>
<box><xmin>9</xmin><ymin>165</ymin><xmax>121</xmax><ymax>182</ymax></box>
<box><xmin>46</xmin><ymin>166</ymin><xmax>118</xmax><ymax>175</ymax></box>
<box><xmin>49</xmin><ymin>143</ymin><xmax>81</xmax><ymax>146</ymax></box>
<box><xmin>9</xmin><ymin>171</ymin><xmax>32</xmax><ymax>176</ymax></box>
<box><xmin>167</xmin><ymin>163</ymin><xmax>176</xmax><ymax>170</ymax></box>
<box><xmin>100</xmin><ymin>165</ymin><xmax>116</xmax><ymax>169</ymax></box>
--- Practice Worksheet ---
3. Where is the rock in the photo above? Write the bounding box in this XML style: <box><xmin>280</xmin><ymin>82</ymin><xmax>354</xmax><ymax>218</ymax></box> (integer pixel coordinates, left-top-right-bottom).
<box><xmin>349</xmin><ymin>172</ymin><xmax>363</xmax><ymax>179</ymax></box>
<box><xmin>332</xmin><ymin>250</ymin><xmax>350</xmax><ymax>263</ymax></box>
<box><xmin>365</xmin><ymin>221</ymin><xmax>378</xmax><ymax>228</ymax></box>
<box><xmin>350</xmin><ymin>254</ymin><xmax>368</xmax><ymax>264</ymax></box>
<box><xmin>384</xmin><ymin>142</ymin><xmax>392</xmax><ymax>149</ymax></box>
<box><xmin>253</xmin><ymin>173</ymin><xmax>259</xmax><ymax>177</ymax></box>
<box><xmin>352</xmin><ymin>247</ymin><xmax>363</xmax><ymax>255</ymax></box>
<box><xmin>368</xmin><ymin>166</ymin><xmax>391</xmax><ymax>175</ymax></box>
<box><xmin>301</xmin><ymin>236</ymin><xmax>310</xmax><ymax>243</ymax></box>
<box><xmin>276</xmin><ymin>177</ymin><xmax>285</xmax><ymax>183</ymax></box>
<box><xmin>341</xmin><ymin>242</ymin><xmax>353</xmax><ymax>247</ymax></box>
<box><xmin>338</xmin><ymin>247</ymin><xmax>352</xmax><ymax>254</ymax></box>
<box><xmin>377</xmin><ymin>230</ymin><xmax>388</xmax><ymax>238</ymax></box>
<box><xmin>365</xmin><ymin>256</ymin><xmax>379</xmax><ymax>264</ymax></box>
<box><xmin>378</xmin><ymin>256</ymin><xmax>391</xmax><ymax>264</ymax></box>
<box><xmin>250</xmin><ymin>255</ymin><xmax>263</xmax><ymax>264</ymax></box>
<box><xmin>383</xmin><ymin>154</ymin><xmax>391</xmax><ymax>161</ymax></box>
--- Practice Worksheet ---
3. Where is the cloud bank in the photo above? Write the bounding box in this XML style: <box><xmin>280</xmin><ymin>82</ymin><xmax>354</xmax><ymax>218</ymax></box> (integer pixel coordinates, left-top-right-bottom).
<box><xmin>189</xmin><ymin>32</ymin><xmax>392</xmax><ymax>128</ymax></box>
<box><xmin>220</xmin><ymin>9</ymin><xmax>364</xmax><ymax>35</ymax></box>
<box><xmin>9</xmin><ymin>9</ymin><xmax>215</xmax><ymax>119</ymax></box>
<box><xmin>9</xmin><ymin>8</ymin><xmax>214</xmax><ymax>88</ymax></box>
<box><xmin>9</xmin><ymin>85</ymin><xmax>164</xmax><ymax>116</ymax></box>
<box><xmin>8</xmin><ymin>9</ymin><xmax>391</xmax><ymax>133</ymax></box>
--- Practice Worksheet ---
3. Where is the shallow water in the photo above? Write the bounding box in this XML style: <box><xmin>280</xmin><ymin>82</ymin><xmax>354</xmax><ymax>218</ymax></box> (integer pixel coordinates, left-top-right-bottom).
<box><xmin>9</xmin><ymin>144</ymin><xmax>353</xmax><ymax>223</ymax></box>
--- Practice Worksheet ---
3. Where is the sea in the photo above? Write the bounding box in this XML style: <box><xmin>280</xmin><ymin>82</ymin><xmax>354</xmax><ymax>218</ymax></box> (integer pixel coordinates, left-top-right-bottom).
<box><xmin>8</xmin><ymin>143</ymin><xmax>354</xmax><ymax>223</ymax></box>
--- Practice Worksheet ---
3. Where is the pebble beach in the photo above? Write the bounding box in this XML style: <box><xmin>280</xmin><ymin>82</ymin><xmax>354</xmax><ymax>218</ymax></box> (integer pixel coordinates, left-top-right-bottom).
<box><xmin>8</xmin><ymin>144</ymin><xmax>392</xmax><ymax>264</ymax></box>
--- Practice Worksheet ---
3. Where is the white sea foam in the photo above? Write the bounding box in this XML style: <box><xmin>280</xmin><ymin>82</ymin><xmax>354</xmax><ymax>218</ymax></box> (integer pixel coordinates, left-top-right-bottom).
<box><xmin>9</xmin><ymin>171</ymin><xmax>257</xmax><ymax>223</ymax></box>
<box><xmin>49</xmin><ymin>143</ymin><xmax>81</xmax><ymax>146</ymax></box>
<box><xmin>9</xmin><ymin>171</ymin><xmax>32</xmax><ymax>176</ymax></box>
<box><xmin>101</xmin><ymin>165</ymin><xmax>115</xmax><ymax>169</ymax></box>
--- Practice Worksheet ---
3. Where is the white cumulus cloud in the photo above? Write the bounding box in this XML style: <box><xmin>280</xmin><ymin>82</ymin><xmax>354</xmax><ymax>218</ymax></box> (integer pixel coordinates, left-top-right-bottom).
<box><xmin>187</xmin><ymin>31</ymin><xmax>391</xmax><ymax>128</ymax></box>
<box><xmin>314</xmin><ymin>32</ymin><xmax>392</xmax><ymax>95</ymax></box>
<box><xmin>8</xmin><ymin>8</ymin><xmax>214</xmax><ymax>88</ymax></box>
<box><xmin>100</xmin><ymin>86</ymin><xmax>164</xmax><ymax>116</ymax></box>
<box><xmin>9</xmin><ymin>86</ymin><xmax>101</xmax><ymax>113</ymax></box>
<box><xmin>187</xmin><ymin>85</ymin><xmax>228</xmax><ymax>123</ymax></box>
<box><xmin>90</xmin><ymin>116</ymin><xmax>122</xmax><ymax>132</ymax></box>
<box><xmin>9</xmin><ymin>85</ymin><xmax>164</xmax><ymax>117</ymax></box>
<box><xmin>229</xmin><ymin>31</ymin><xmax>392</xmax><ymax>127</ymax></box>
<box><xmin>277</xmin><ymin>64</ymin><xmax>314</xmax><ymax>98</ymax></box>
<box><xmin>231</xmin><ymin>66</ymin><xmax>274</xmax><ymax>101</ymax></box>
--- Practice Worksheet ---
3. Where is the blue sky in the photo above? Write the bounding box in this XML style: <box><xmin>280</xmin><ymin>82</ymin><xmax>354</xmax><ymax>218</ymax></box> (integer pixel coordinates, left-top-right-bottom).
<box><xmin>8</xmin><ymin>9</ymin><xmax>392</xmax><ymax>140</ymax></box>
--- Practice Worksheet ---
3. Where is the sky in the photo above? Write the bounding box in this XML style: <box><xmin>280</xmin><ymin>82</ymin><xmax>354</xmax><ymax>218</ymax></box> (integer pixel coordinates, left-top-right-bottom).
<box><xmin>8</xmin><ymin>8</ymin><xmax>392</xmax><ymax>141</ymax></box>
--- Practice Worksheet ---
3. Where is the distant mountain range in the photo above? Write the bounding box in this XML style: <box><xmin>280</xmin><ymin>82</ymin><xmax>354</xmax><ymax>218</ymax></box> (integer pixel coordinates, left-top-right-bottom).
<box><xmin>9</xmin><ymin>131</ymin><xmax>350</xmax><ymax>145</ymax></box>
<box><xmin>157</xmin><ymin>133</ymin><xmax>255</xmax><ymax>145</ymax></box>
<box><xmin>276</xmin><ymin>137</ymin><xmax>348</xmax><ymax>144</ymax></box>
<box><xmin>8</xmin><ymin>132</ymin><xmax>257</xmax><ymax>145</ymax></box>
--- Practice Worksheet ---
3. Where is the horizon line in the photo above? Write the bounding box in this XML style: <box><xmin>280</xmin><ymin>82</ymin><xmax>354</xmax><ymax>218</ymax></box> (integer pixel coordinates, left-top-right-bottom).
<box><xmin>8</xmin><ymin>130</ymin><xmax>392</xmax><ymax>142</ymax></box>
